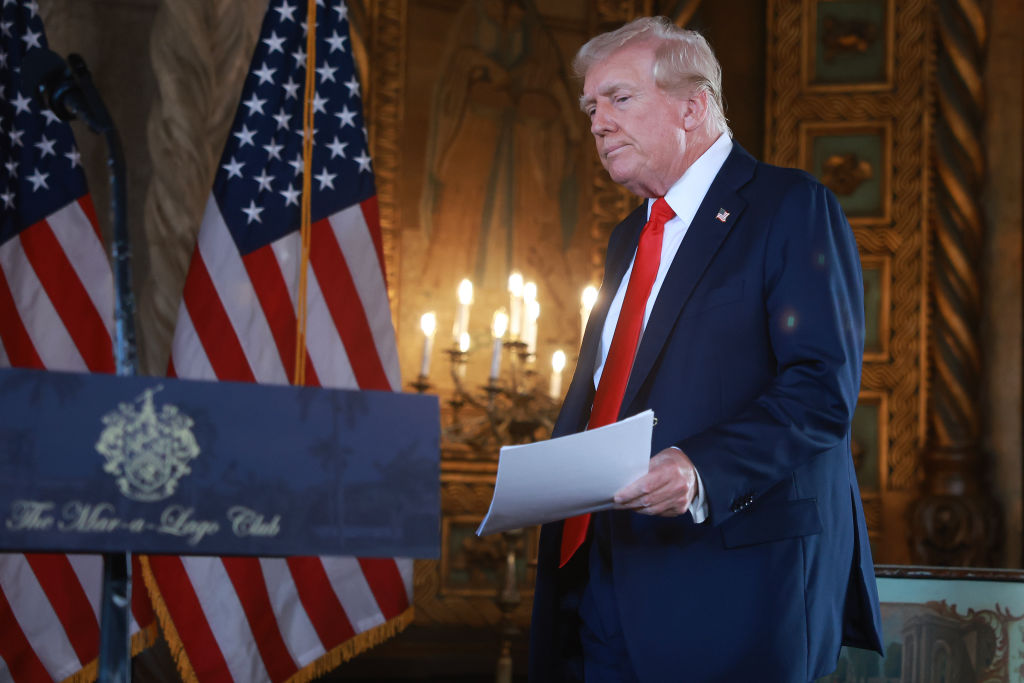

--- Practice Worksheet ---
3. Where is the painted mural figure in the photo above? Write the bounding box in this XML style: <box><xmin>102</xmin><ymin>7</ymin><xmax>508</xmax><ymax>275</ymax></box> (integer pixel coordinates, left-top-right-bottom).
<box><xmin>419</xmin><ymin>0</ymin><xmax>581</xmax><ymax>295</ymax></box>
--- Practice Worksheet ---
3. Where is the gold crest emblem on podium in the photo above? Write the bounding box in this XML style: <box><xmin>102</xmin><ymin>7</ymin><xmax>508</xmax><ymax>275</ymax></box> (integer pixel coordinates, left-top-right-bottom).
<box><xmin>95</xmin><ymin>386</ymin><xmax>201</xmax><ymax>502</ymax></box>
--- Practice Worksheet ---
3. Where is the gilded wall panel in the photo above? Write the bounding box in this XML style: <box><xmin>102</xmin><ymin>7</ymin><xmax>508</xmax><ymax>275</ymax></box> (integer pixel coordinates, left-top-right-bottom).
<box><xmin>802</xmin><ymin>0</ymin><xmax>894</xmax><ymax>91</ymax></box>
<box><xmin>767</xmin><ymin>0</ymin><xmax>930</xmax><ymax>563</ymax></box>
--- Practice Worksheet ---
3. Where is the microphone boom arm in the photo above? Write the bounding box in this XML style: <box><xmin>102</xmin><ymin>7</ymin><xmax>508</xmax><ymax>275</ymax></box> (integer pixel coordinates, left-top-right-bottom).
<box><xmin>23</xmin><ymin>49</ymin><xmax>137</xmax><ymax>682</ymax></box>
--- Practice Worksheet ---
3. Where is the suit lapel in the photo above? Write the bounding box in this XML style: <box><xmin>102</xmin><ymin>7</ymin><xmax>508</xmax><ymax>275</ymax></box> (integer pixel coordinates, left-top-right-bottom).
<box><xmin>619</xmin><ymin>145</ymin><xmax>757</xmax><ymax>416</ymax></box>
<box><xmin>553</xmin><ymin>205</ymin><xmax>647</xmax><ymax>436</ymax></box>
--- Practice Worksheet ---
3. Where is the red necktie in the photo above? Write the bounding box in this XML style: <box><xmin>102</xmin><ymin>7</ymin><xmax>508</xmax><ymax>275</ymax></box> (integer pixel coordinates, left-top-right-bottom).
<box><xmin>559</xmin><ymin>197</ymin><xmax>675</xmax><ymax>567</ymax></box>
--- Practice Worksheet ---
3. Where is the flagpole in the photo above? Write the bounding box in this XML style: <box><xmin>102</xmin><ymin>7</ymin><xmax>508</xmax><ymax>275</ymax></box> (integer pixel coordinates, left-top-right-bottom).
<box><xmin>293</xmin><ymin>0</ymin><xmax>319</xmax><ymax>386</ymax></box>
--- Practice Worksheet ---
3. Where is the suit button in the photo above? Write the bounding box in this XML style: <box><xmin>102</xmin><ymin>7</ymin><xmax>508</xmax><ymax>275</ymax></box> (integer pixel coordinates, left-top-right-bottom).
<box><xmin>730</xmin><ymin>492</ymin><xmax>755</xmax><ymax>512</ymax></box>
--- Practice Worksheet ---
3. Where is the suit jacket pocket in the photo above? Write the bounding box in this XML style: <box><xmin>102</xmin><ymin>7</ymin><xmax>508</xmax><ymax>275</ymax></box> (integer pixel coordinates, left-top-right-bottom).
<box><xmin>720</xmin><ymin>498</ymin><xmax>822</xmax><ymax>549</ymax></box>
<box><xmin>681</xmin><ymin>281</ymin><xmax>744</xmax><ymax>319</ymax></box>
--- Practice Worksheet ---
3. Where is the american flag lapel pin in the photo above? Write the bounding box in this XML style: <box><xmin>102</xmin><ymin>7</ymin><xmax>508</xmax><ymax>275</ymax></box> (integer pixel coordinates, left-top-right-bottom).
<box><xmin>715</xmin><ymin>208</ymin><xmax>730</xmax><ymax>223</ymax></box>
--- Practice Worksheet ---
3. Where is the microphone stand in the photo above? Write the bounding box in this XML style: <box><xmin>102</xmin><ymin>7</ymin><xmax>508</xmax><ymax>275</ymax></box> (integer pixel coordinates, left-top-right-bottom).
<box><xmin>31</xmin><ymin>52</ymin><xmax>137</xmax><ymax>682</ymax></box>
<box><xmin>64</xmin><ymin>54</ymin><xmax>138</xmax><ymax>377</ymax></box>
<box><xmin>74</xmin><ymin>54</ymin><xmax>136</xmax><ymax>683</ymax></box>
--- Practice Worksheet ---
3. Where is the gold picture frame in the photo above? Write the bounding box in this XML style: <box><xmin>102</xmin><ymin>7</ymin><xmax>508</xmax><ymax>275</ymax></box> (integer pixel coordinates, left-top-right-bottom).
<box><xmin>802</xmin><ymin>0</ymin><xmax>895</xmax><ymax>92</ymax></box>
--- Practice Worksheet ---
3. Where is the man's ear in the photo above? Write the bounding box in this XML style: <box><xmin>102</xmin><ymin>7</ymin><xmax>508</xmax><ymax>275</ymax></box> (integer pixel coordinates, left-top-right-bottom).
<box><xmin>681</xmin><ymin>90</ymin><xmax>709</xmax><ymax>132</ymax></box>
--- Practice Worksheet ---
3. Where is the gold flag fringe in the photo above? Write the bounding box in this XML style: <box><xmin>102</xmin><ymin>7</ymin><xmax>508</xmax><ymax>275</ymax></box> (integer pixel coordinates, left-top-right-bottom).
<box><xmin>132</xmin><ymin>621</ymin><xmax>159</xmax><ymax>656</ymax></box>
<box><xmin>58</xmin><ymin>611</ymin><xmax>158</xmax><ymax>683</ymax></box>
<box><xmin>59</xmin><ymin>659</ymin><xmax>96</xmax><ymax>683</ymax></box>
<box><xmin>138</xmin><ymin>554</ymin><xmax>201</xmax><ymax>683</ymax></box>
<box><xmin>139</xmin><ymin>555</ymin><xmax>415</xmax><ymax>683</ymax></box>
<box><xmin>285</xmin><ymin>606</ymin><xmax>415</xmax><ymax>683</ymax></box>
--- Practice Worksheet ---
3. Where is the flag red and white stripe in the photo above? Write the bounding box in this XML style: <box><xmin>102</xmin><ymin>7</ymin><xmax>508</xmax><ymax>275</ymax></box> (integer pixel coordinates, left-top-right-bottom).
<box><xmin>1</xmin><ymin>1</ymin><xmax>157</xmax><ymax>675</ymax></box>
<box><xmin>0</xmin><ymin>552</ymin><xmax>156</xmax><ymax>683</ymax></box>
<box><xmin>141</xmin><ymin>4</ymin><xmax>412</xmax><ymax>679</ymax></box>
<box><xmin>0</xmin><ymin>202</ymin><xmax>156</xmax><ymax>681</ymax></box>
<box><xmin>144</xmin><ymin>200</ymin><xmax>411</xmax><ymax>683</ymax></box>
<box><xmin>167</xmin><ymin>197</ymin><xmax>398</xmax><ymax>390</ymax></box>
<box><xmin>0</xmin><ymin>198</ymin><xmax>112</xmax><ymax>370</ymax></box>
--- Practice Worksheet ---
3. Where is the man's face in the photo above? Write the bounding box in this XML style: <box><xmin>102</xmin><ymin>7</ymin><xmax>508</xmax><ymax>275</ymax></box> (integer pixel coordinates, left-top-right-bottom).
<box><xmin>582</xmin><ymin>44</ymin><xmax>690</xmax><ymax>198</ymax></box>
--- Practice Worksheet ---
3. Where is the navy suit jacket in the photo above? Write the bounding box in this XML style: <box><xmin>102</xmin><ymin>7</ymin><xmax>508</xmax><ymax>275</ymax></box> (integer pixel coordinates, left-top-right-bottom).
<box><xmin>529</xmin><ymin>144</ymin><xmax>883</xmax><ymax>682</ymax></box>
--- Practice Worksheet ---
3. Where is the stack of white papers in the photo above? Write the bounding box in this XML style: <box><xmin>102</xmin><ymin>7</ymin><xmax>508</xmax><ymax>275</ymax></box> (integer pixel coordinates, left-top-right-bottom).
<box><xmin>476</xmin><ymin>410</ymin><xmax>654</xmax><ymax>536</ymax></box>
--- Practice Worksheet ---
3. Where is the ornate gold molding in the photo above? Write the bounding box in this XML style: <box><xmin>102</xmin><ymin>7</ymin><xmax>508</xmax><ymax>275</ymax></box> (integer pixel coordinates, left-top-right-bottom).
<box><xmin>361</xmin><ymin>0</ymin><xmax>405</xmax><ymax>316</ymax></box>
<box><xmin>767</xmin><ymin>0</ymin><xmax>931</xmax><ymax>562</ymax></box>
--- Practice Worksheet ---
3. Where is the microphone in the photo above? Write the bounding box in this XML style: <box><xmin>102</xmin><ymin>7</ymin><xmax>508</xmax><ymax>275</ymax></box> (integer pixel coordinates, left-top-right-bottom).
<box><xmin>21</xmin><ymin>48</ymin><xmax>107</xmax><ymax>131</ymax></box>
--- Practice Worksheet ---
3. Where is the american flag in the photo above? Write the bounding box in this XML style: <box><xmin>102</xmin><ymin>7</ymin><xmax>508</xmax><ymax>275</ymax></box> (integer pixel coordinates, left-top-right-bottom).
<box><xmin>141</xmin><ymin>1</ymin><xmax>412</xmax><ymax>680</ymax></box>
<box><xmin>0</xmin><ymin>1</ymin><xmax>155</xmax><ymax>681</ymax></box>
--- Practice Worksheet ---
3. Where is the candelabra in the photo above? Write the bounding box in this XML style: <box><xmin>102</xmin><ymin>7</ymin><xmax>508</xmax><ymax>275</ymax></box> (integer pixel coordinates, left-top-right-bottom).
<box><xmin>412</xmin><ymin>338</ymin><xmax>562</xmax><ymax>683</ymax></box>
<box><xmin>413</xmin><ymin>339</ymin><xmax>561</xmax><ymax>452</ymax></box>
<box><xmin>494</xmin><ymin>526</ymin><xmax>524</xmax><ymax>683</ymax></box>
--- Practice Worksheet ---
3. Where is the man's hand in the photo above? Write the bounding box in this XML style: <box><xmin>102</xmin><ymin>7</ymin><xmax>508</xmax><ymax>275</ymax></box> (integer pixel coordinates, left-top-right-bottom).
<box><xmin>613</xmin><ymin>447</ymin><xmax>697</xmax><ymax>517</ymax></box>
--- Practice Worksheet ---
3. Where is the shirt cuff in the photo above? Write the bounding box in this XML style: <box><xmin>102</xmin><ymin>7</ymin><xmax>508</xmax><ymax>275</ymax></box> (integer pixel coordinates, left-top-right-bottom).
<box><xmin>690</xmin><ymin>470</ymin><xmax>708</xmax><ymax>524</ymax></box>
<box><xmin>668</xmin><ymin>446</ymin><xmax>708</xmax><ymax>524</ymax></box>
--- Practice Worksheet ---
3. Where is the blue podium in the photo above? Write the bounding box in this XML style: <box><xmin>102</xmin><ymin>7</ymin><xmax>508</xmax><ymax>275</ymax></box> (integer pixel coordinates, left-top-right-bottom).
<box><xmin>0</xmin><ymin>366</ymin><xmax>441</xmax><ymax>678</ymax></box>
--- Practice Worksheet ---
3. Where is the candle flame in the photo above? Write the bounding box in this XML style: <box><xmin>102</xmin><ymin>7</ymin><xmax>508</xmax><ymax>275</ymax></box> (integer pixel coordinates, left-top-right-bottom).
<box><xmin>492</xmin><ymin>309</ymin><xmax>509</xmax><ymax>338</ymax></box>
<box><xmin>459</xmin><ymin>331</ymin><xmax>471</xmax><ymax>352</ymax></box>
<box><xmin>457</xmin><ymin>278</ymin><xmax>474</xmax><ymax>305</ymax></box>
<box><xmin>420</xmin><ymin>311</ymin><xmax>437</xmax><ymax>336</ymax></box>
<box><xmin>527</xmin><ymin>299</ymin><xmax>540</xmax><ymax>321</ymax></box>
<box><xmin>551</xmin><ymin>349</ymin><xmax>566</xmax><ymax>372</ymax></box>
<box><xmin>508</xmin><ymin>271</ymin><xmax>524</xmax><ymax>296</ymax></box>
<box><xmin>582</xmin><ymin>285</ymin><xmax>598</xmax><ymax>309</ymax></box>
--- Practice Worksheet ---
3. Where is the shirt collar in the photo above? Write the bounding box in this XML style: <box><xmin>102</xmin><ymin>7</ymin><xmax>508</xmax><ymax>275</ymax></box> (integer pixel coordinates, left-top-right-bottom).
<box><xmin>648</xmin><ymin>132</ymin><xmax>733</xmax><ymax>227</ymax></box>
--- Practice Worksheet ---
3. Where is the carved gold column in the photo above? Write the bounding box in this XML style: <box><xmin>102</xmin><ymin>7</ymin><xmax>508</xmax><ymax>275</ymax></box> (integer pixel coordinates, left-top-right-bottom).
<box><xmin>361</xmin><ymin>0</ymin><xmax>405</xmax><ymax>315</ymax></box>
<box><xmin>910</xmin><ymin>0</ymin><xmax>1001</xmax><ymax>566</ymax></box>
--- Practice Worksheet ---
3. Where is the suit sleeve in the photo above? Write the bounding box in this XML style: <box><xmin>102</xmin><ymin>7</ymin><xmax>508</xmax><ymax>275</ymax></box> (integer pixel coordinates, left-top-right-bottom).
<box><xmin>677</xmin><ymin>178</ymin><xmax>864</xmax><ymax>526</ymax></box>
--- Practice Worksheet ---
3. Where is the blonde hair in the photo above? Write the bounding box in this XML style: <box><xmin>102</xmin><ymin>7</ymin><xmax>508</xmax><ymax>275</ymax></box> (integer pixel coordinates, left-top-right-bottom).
<box><xmin>573</xmin><ymin>16</ymin><xmax>730</xmax><ymax>136</ymax></box>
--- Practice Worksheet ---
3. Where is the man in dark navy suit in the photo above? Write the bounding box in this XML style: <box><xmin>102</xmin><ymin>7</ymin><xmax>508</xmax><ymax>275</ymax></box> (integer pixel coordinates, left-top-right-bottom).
<box><xmin>529</xmin><ymin>17</ymin><xmax>883</xmax><ymax>683</ymax></box>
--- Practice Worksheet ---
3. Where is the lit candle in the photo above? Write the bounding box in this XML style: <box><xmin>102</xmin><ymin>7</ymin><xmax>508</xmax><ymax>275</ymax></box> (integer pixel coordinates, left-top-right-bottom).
<box><xmin>490</xmin><ymin>309</ymin><xmax>508</xmax><ymax>380</ymax></box>
<box><xmin>456</xmin><ymin>331</ymin><xmax>470</xmax><ymax>379</ymax></box>
<box><xmin>581</xmin><ymin>285</ymin><xmax>598</xmax><ymax>346</ymax></box>
<box><xmin>453</xmin><ymin>278</ymin><xmax>473</xmax><ymax>343</ymax></box>
<box><xmin>508</xmin><ymin>271</ymin><xmax>524</xmax><ymax>340</ymax></box>
<box><xmin>523</xmin><ymin>281</ymin><xmax>538</xmax><ymax>304</ymax></box>
<box><xmin>525</xmin><ymin>299</ymin><xmax>540</xmax><ymax>356</ymax></box>
<box><xmin>419</xmin><ymin>312</ymin><xmax>436</xmax><ymax>378</ymax></box>
<box><xmin>523</xmin><ymin>281</ymin><xmax>538</xmax><ymax>354</ymax></box>
<box><xmin>550</xmin><ymin>349</ymin><xmax>566</xmax><ymax>399</ymax></box>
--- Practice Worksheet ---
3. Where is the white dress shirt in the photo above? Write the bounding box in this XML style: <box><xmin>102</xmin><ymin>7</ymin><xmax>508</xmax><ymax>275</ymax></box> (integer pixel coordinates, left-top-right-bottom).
<box><xmin>593</xmin><ymin>132</ymin><xmax>734</xmax><ymax>523</ymax></box>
